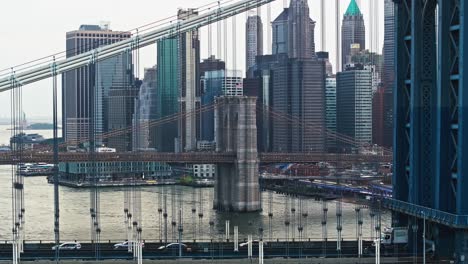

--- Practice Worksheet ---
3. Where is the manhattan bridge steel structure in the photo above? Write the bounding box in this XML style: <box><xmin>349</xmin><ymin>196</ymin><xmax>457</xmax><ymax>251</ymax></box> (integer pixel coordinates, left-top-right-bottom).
<box><xmin>392</xmin><ymin>0</ymin><xmax>468</xmax><ymax>260</ymax></box>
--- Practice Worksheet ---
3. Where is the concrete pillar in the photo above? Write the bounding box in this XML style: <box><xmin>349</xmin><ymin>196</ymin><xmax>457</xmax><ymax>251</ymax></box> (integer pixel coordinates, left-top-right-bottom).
<box><xmin>214</xmin><ymin>96</ymin><xmax>260</xmax><ymax>212</ymax></box>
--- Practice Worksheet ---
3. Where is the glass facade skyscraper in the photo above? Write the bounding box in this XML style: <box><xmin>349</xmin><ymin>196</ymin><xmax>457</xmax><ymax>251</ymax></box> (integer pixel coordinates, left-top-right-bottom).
<box><xmin>337</xmin><ymin>64</ymin><xmax>373</xmax><ymax>149</ymax></box>
<box><xmin>133</xmin><ymin>66</ymin><xmax>158</xmax><ymax>150</ymax></box>
<box><xmin>156</xmin><ymin>38</ymin><xmax>179</xmax><ymax>152</ymax></box>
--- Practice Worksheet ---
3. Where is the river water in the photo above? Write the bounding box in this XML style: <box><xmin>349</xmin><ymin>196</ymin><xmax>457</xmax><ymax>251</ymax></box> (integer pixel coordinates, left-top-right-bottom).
<box><xmin>0</xmin><ymin>125</ymin><xmax>390</xmax><ymax>242</ymax></box>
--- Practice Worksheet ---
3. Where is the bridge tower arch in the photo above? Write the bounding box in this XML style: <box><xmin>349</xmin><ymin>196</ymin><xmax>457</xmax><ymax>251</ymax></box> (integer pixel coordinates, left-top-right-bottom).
<box><xmin>394</xmin><ymin>0</ymin><xmax>468</xmax><ymax>259</ymax></box>
<box><xmin>214</xmin><ymin>96</ymin><xmax>261</xmax><ymax>212</ymax></box>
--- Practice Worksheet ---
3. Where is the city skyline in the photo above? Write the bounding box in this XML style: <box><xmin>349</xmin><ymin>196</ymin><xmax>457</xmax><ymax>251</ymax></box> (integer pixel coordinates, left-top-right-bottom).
<box><xmin>0</xmin><ymin>0</ymin><xmax>385</xmax><ymax>118</ymax></box>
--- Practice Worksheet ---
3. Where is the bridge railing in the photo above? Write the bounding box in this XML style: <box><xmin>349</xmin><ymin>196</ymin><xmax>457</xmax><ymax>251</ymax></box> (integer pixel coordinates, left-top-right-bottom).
<box><xmin>380</xmin><ymin>197</ymin><xmax>468</xmax><ymax>229</ymax></box>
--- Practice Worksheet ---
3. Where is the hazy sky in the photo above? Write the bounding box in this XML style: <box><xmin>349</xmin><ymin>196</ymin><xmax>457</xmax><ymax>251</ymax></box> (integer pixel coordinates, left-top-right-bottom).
<box><xmin>0</xmin><ymin>0</ymin><xmax>384</xmax><ymax>120</ymax></box>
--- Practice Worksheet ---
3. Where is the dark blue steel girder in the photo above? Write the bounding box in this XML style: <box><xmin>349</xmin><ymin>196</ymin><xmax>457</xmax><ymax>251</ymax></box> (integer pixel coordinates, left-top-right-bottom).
<box><xmin>394</xmin><ymin>0</ymin><xmax>468</xmax><ymax>259</ymax></box>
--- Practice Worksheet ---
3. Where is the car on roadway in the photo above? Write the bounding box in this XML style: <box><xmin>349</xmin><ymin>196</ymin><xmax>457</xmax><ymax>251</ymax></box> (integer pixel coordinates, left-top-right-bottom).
<box><xmin>113</xmin><ymin>241</ymin><xmax>145</xmax><ymax>249</ymax></box>
<box><xmin>51</xmin><ymin>242</ymin><xmax>81</xmax><ymax>250</ymax></box>
<box><xmin>158</xmin><ymin>243</ymin><xmax>192</xmax><ymax>252</ymax></box>
<box><xmin>239</xmin><ymin>240</ymin><xmax>267</xmax><ymax>248</ymax></box>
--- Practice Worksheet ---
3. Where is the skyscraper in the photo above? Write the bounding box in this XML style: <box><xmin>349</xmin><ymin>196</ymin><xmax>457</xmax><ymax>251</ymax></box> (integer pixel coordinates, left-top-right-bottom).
<box><xmin>201</xmin><ymin>70</ymin><xmax>243</xmax><ymax>141</ymax></box>
<box><xmin>156</xmin><ymin>38</ymin><xmax>179</xmax><ymax>152</ymax></box>
<box><xmin>325</xmin><ymin>76</ymin><xmax>337</xmax><ymax>152</ymax></box>
<box><xmin>264</xmin><ymin>0</ymin><xmax>325</xmax><ymax>153</ymax></box>
<box><xmin>105</xmin><ymin>62</ymin><xmax>141</xmax><ymax>152</ymax></box>
<box><xmin>199</xmin><ymin>55</ymin><xmax>225</xmax><ymax>77</ymax></box>
<box><xmin>341</xmin><ymin>0</ymin><xmax>365</xmax><ymax>70</ymax></box>
<box><xmin>378</xmin><ymin>0</ymin><xmax>395</xmax><ymax>148</ymax></box>
<box><xmin>178</xmin><ymin>8</ymin><xmax>201</xmax><ymax>152</ymax></box>
<box><xmin>246</xmin><ymin>14</ymin><xmax>263</xmax><ymax>78</ymax></box>
<box><xmin>63</xmin><ymin>24</ymin><xmax>131</xmax><ymax>151</ymax></box>
<box><xmin>317</xmin><ymin>51</ymin><xmax>333</xmax><ymax>76</ymax></box>
<box><xmin>271</xmin><ymin>58</ymin><xmax>326</xmax><ymax>153</ymax></box>
<box><xmin>337</xmin><ymin>64</ymin><xmax>373</xmax><ymax>149</ymax></box>
<box><xmin>288</xmin><ymin>0</ymin><xmax>316</xmax><ymax>59</ymax></box>
<box><xmin>133</xmin><ymin>66</ymin><xmax>158</xmax><ymax>150</ymax></box>
<box><xmin>272</xmin><ymin>8</ymin><xmax>289</xmax><ymax>55</ymax></box>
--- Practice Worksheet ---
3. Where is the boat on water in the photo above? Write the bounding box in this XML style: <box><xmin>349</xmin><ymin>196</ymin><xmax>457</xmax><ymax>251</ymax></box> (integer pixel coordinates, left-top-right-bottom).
<box><xmin>19</xmin><ymin>163</ymin><xmax>54</xmax><ymax>176</ymax></box>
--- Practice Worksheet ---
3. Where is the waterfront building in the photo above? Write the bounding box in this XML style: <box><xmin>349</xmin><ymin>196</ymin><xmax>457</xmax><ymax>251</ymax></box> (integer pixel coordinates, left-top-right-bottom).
<box><xmin>341</xmin><ymin>0</ymin><xmax>365</xmax><ymax>70</ymax></box>
<box><xmin>246</xmin><ymin>14</ymin><xmax>263</xmax><ymax>78</ymax></box>
<box><xmin>336</xmin><ymin>64</ymin><xmax>373</xmax><ymax>150</ymax></box>
<box><xmin>58</xmin><ymin>161</ymin><xmax>172</xmax><ymax>185</ymax></box>
<box><xmin>192</xmin><ymin>164</ymin><xmax>216</xmax><ymax>178</ymax></box>
<box><xmin>63</xmin><ymin>24</ymin><xmax>131</xmax><ymax>151</ymax></box>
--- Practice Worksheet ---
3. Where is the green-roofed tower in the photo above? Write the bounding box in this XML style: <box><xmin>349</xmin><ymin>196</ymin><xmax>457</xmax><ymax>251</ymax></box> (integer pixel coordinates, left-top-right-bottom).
<box><xmin>345</xmin><ymin>0</ymin><xmax>362</xmax><ymax>16</ymax></box>
<box><xmin>341</xmin><ymin>0</ymin><xmax>366</xmax><ymax>71</ymax></box>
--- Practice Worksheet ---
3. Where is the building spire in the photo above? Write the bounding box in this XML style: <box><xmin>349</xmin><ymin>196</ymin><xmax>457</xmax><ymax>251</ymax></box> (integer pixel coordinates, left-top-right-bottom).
<box><xmin>345</xmin><ymin>0</ymin><xmax>362</xmax><ymax>16</ymax></box>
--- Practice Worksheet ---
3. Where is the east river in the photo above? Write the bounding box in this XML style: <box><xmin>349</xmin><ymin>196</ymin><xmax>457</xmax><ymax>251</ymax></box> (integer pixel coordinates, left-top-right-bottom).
<box><xmin>0</xmin><ymin>126</ymin><xmax>390</xmax><ymax>242</ymax></box>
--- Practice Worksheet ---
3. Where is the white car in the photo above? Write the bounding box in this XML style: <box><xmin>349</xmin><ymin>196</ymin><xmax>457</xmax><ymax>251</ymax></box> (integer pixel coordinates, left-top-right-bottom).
<box><xmin>114</xmin><ymin>241</ymin><xmax>145</xmax><ymax>249</ymax></box>
<box><xmin>239</xmin><ymin>240</ymin><xmax>267</xmax><ymax>247</ymax></box>
<box><xmin>52</xmin><ymin>242</ymin><xmax>81</xmax><ymax>250</ymax></box>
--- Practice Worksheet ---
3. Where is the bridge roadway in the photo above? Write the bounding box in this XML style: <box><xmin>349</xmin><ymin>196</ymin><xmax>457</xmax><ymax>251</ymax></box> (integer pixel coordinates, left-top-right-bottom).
<box><xmin>0</xmin><ymin>152</ymin><xmax>392</xmax><ymax>165</ymax></box>
<box><xmin>0</xmin><ymin>241</ymin><xmax>406</xmax><ymax>261</ymax></box>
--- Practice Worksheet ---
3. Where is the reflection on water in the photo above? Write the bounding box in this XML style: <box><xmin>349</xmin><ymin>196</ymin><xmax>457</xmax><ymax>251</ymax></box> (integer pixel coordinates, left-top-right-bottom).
<box><xmin>0</xmin><ymin>165</ymin><xmax>390</xmax><ymax>242</ymax></box>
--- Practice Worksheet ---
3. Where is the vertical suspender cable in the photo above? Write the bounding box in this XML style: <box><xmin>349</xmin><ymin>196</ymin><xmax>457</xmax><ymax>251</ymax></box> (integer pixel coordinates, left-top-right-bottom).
<box><xmin>267</xmin><ymin>2</ymin><xmax>271</xmax><ymax>55</ymax></box>
<box><xmin>321</xmin><ymin>0</ymin><xmax>326</xmax><ymax>51</ymax></box>
<box><xmin>224</xmin><ymin>17</ymin><xmax>228</xmax><ymax>90</ymax></box>
<box><xmin>52</xmin><ymin>57</ymin><xmax>60</xmax><ymax>263</ymax></box>
<box><xmin>10</xmin><ymin>69</ymin><xmax>18</xmax><ymax>264</ymax></box>
<box><xmin>335</xmin><ymin>0</ymin><xmax>340</xmax><ymax>72</ymax></box>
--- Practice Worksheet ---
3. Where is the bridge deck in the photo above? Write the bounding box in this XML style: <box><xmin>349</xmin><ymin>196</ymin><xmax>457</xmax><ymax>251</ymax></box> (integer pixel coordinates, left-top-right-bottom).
<box><xmin>0</xmin><ymin>152</ymin><xmax>392</xmax><ymax>165</ymax></box>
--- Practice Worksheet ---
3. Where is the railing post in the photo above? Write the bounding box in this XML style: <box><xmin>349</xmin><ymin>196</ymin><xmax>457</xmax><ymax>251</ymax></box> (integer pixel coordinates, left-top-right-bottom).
<box><xmin>234</xmin><ymin>226</ymin><xmax>238</xmax><ymax>252</ymax></box>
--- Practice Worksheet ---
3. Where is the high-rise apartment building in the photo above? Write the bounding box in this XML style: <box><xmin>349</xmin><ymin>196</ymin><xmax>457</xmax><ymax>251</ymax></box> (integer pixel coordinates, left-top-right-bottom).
<box><xmin>63</xmin><ymin>24</ymin><xmax>132</xmax><ymax>151</ymax></box>
<box><xmin>336</xmin><ymin>64</ymin><xmax>373</xmax><ymax>149</ymax></box>
<box><xmin>341</xmin><ymin>0</ymin><xmax>365</xmax><ymax>70</ymax></box>
<box><xmin>178</xmin><ymin>8</ymin><xmax>201</xmax><ymax>152</ymax></box>
<box><xmin>246</xmin><ymin>15</ymin><xmax>263</xmax><ymax>78</ymax></box>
